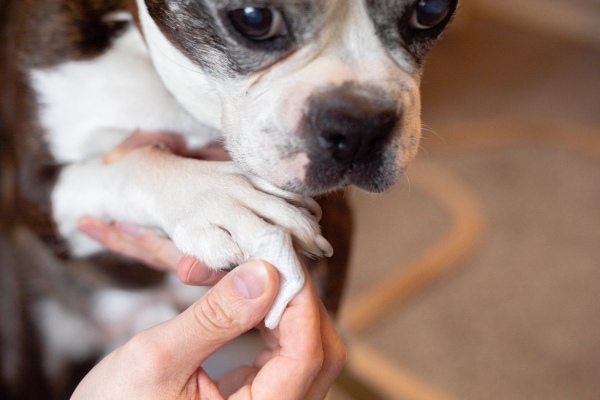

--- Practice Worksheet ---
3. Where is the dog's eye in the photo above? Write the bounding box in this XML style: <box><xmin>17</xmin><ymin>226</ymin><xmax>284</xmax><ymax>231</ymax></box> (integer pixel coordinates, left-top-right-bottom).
<box><xmin>228</xmin><ymin>7</ymin><xmax>287</xmax><ymax>40</ymax></box>
<box><xmin>410</xmin><ymin>0</ymin><xmax>452</xmax><ymax>30</ymax></box>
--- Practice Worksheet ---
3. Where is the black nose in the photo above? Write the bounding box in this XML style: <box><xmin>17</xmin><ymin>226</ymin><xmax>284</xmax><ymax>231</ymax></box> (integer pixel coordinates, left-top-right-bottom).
<box><xmin>310</xmin><ymin>91</ymin><xmax>398</xmax><ymax>165</ymax></box>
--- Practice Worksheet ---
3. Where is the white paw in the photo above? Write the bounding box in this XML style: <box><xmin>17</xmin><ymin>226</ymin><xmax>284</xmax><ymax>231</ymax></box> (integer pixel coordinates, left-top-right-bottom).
<box><xmin>162</xmin><ymin>161</ymin><xmax>332</xmax><ymax>271</ymax></box>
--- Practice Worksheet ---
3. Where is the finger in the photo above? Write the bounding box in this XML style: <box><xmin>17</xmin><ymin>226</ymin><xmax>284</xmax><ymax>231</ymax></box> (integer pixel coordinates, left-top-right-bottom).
<box><xmin>257</xmin><ymin>323</ymin><xmax>281</xmax><ymax>352</ymax></box>
<box><xmin>193</xmin><ymin>142</ymin><xmax>232</xmax><ymax>161</ymax></box>
<box><xmin>104</xmin><ymin>131</ymin><xmax>231</xmax><ymax>164</ymax></box>
<box><xmin>103</xmin><ymin>131</ymin><xmax>187</xmax><ymax>164</ymax></box>
<box><xmin>149</xmin><ymin>259</ymin><xmax>279</xmax><ymax>378</ymax></box>
<box><xmin>232</xmin><ymin>272</ymin><xmax>324</xmax><ymax>400</ymax></box>
<box><xmin>253</xmin><ymin>302</ymin><xmax>345</xmax><ymax>400</ymax></box>
<box><xmin>217</xmin><ymin>366</ymin><xmax>259</xmax><ymax>398</ymax></box>
<box><xmin>177</xmin><ymin>255</ymin><xmax>227</xmax><ymax>286</ymax></box>
<box><xmin>305</xmin><ymin>302</ymin><xmax>346</xmax><ymax>400</ymax></box>
<box><xmin>77</xmin><ymin>215</ymin><xmax>182</xmax><ymax>271</ymax></box>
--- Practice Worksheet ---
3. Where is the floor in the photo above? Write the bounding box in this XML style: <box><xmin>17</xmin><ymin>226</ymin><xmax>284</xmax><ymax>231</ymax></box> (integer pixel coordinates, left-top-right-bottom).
<box><xmin>331</xmin><ymin>7</ymin><xmax>600</xmax><ymax>400</ymax></box>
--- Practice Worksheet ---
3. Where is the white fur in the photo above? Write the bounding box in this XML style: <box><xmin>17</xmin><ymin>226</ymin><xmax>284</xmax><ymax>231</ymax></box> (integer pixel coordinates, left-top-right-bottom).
<box><xmin>51</xmin><ymin>149</ymin><xmax>324</xmax><ymax>263</ymax></box>
<box><xmin>42</xmin><ymin>0</ymin><xmax>423</xmax><ymax>333</ymax></box>
<box><xmin>31</xmin><ymin>25</ymin><xmax>218</xmax><ymax>164</ymax></box>
<box><xmin>136</xmin><ymin>0</ymin><xmax>224</xmax><ymax>131</ymax></box>
<box><xmin>133</xmin><ymin>1</ymin><xmax>422</xmax><ymax>188</ymax></box>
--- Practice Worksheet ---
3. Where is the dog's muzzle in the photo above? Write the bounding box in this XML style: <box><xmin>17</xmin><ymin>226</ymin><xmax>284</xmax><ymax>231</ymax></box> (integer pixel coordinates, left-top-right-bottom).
<box><xmin>302</xmin><ymin>84</ymin><xmax>400</xmax><ymax>193</ymax></box>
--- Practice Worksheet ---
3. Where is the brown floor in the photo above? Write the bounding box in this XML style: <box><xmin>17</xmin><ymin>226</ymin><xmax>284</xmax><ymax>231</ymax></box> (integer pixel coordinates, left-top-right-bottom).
<box><xmin>332</xmin><ymin>10</ymin><xmax>600</xmax><ymax>400</ymax></box>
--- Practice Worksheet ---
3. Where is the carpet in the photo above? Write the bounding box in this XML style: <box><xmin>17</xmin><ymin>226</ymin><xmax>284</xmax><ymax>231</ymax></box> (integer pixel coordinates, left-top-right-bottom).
<box><xmin>333</xmin><ymin>118</ymin><xmax>600</xmax><ymax>400</ymax></box>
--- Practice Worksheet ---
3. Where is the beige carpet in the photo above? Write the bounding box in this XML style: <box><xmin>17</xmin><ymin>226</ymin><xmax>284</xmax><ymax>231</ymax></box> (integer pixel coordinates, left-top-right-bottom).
<box><xmin>328</xmin><ymin>8</ymin><xmax>600</xmax><ymax>399</ymax></box>
<box><xmin>332</xmin><ymin>118</ymin><xmax>600</xmax><ymax>400</ymax></box>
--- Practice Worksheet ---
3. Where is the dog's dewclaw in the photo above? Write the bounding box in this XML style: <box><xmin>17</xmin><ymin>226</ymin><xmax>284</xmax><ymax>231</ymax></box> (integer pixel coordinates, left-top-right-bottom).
<box><xmin>253</xmin><ymin>226</ymin><xmax>305</xmax><ymax>329</ymax></box>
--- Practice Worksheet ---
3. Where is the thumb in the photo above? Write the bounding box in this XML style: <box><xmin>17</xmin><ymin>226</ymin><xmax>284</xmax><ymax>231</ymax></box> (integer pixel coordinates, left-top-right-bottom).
<box><xmin>158</xmin><ymin>258</ymin><xmax>279</xmax><ymax>372</ymax></box>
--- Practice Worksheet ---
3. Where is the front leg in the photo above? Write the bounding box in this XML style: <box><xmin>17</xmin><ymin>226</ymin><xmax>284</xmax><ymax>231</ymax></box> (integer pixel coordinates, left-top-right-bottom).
<box><xmin>52</xmin><ymin>146</ymin><xmax>331</xmax><ymax>327</ymax></box>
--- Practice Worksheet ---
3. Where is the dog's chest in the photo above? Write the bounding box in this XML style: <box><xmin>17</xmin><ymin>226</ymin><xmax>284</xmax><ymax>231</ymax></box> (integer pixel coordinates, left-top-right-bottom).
<box><xmin>30</xmin><ymin>23</ymin><xmax>219</xmax><ymax>164</ymax></box>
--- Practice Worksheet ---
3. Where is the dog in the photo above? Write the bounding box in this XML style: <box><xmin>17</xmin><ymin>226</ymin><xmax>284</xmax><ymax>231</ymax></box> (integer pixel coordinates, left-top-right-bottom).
<box><xmin>0</xmin><ymin>0</ymin><xmax>458</xmax><ymax>398</ymax></box>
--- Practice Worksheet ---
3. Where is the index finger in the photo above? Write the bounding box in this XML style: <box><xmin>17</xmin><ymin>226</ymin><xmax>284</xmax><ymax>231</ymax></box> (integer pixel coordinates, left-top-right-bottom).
<box><xmin>234</xmin><ymin>273</ymin><xmax>324</xmax><ymax>399</ymax></box>
<box><xmin>177</xmin><ymin>255</ymin><xmax>227</xmax><ymax>286</ymax></box>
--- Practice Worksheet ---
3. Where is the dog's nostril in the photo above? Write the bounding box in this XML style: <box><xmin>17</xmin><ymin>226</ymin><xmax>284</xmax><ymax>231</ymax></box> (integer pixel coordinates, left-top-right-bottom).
<box><xmin>314</xmin><ymin>104</ymin><xmax>398</xmax><ymax>165</ymax></box>
<box><xmin>322</xmin><ymin>131</ymin><xmax>351</xmax><ymax>152</ymax></box>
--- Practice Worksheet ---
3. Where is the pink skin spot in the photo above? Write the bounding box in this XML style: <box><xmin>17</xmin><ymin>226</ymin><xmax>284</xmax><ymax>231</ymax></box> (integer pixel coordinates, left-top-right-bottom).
<box><xmin>281</xmin><ymin>152</ymin><xmax>310</xmax><ymax>183</ymax></box>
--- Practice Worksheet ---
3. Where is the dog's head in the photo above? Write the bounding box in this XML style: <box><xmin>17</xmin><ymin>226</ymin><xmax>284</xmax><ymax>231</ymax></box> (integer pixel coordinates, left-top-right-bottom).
<box><xmin>135</xmin><ymin>0</ymin><xmax>457</xmax><ymax>194</ymax></box>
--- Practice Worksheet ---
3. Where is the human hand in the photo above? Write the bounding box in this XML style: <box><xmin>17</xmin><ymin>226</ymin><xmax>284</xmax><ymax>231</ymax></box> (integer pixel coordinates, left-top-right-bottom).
<box><xmin>71</xmin><ymin>259</ymin><xmax>346</xmax><ymax>400</ymax></box>
<box><xmin>77</xmin><ymin>216</ymin><xmax>225</xmax><ymax>285</ymax></box>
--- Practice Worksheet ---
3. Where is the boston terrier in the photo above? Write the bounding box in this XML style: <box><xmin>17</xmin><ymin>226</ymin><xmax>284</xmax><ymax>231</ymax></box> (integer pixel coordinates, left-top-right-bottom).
<box><xmin>0</xmin><ymin>0</ymin><xmax>457</xmax><ymax>397</ymax></box>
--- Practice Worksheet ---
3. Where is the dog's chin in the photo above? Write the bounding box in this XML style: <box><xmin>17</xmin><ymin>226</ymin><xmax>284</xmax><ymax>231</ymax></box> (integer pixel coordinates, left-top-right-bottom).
<box><xmin>275</xmin><ymin>162</ymin><xmax>399</xmax><ymax>196</ymax></box>
<box><xmin>302</xmin><ymin>149</ymin><xmax>400</xmax><ymax>195</ymax></box>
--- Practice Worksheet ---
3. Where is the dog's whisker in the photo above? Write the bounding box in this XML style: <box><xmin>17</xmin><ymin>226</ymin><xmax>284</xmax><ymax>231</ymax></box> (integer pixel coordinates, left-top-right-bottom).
<box><xmin>401</xmin><ymin>170</ymin><xmax>412</xmax><ymax>195</ymax></box>
<box><xmin>418</xmin><ymin>144</ymin><xmax>430</xmax><ymax>161</ymax></box>
<box><xmin>421</xmin><ymin>123</ymin><xmax>446</xmax><ymax>144</ymax></box>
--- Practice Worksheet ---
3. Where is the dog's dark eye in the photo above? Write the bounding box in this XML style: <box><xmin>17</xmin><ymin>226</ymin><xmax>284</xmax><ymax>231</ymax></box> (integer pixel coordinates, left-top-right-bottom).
<box><xmin>410</xmin><ymin>0</ymin><xmax>452</xmax><ymax>30</ymax></box>
<box><xmin>228</xmin><ymin>7</ymin><xmax>287</xmax><ymax>40</ymax></box>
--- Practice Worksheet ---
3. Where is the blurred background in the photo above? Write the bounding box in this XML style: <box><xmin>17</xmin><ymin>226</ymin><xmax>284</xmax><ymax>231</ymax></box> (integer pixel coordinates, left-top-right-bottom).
<box><xmin>332</xmin><ymin>1</ymin><xmax>600</xmax><ymax>399</ymax></box>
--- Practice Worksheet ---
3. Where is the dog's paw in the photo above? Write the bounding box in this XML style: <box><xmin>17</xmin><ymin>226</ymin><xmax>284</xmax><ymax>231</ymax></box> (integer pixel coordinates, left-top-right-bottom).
<box><xmin>161</xmin><ymin>161</ymin><xmax>332</xmax><ymax>271</ymax></box>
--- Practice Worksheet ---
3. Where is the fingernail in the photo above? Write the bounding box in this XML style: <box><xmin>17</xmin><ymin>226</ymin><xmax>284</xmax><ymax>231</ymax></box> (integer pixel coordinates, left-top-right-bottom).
<box><xmin>78</xmin><ymin>224</ymin><xmax>102</xmax><ymax>240</ymax></box>
<box><xmin>77</xmin><ymin>218</ymin><xmax>103</xmax><ymax>240</ymax></box>
<box><xmin>103</xmin><ymin>147</ymin><xmax>128</xmax><ymax>164</ymax></box>
<box><xmin>233</xmin><ymin>259</ymin><xmax>269</xmax><ymax>299</ymax></box>
<box><xmin>186</xmin><ymin>259</ymin><xmax>212</xmax><ymax>285</ymax></box>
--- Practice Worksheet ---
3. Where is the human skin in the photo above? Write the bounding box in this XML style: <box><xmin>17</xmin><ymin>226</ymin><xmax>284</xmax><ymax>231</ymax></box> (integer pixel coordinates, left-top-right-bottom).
<box><xmin>74</xmin><ymin>133</ymin><xmax>346</xmax><ymax>399</ymax></box>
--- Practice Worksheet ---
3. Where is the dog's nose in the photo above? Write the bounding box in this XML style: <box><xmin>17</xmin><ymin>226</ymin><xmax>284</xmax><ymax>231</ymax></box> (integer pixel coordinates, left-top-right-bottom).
<box><xmin>310</xmin><ymin>91</ymin><xmax>398</xmax><ymax>165</ymax></box>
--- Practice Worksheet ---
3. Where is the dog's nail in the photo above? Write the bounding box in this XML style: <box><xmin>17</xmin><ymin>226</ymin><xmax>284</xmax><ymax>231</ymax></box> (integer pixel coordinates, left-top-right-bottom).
<box><xmin>303</xmin><ymin>197</ymin><xmax>322</xmax><ymax>221</ymax></box>
<box><xmin>221</xmin><ymin>263</ymin><xmax>239</xmax><ymax>273</ymax></box>
<box><xmin>316</xmin><ymin>235</ymin><xmax>334</xmax><ymax>257</ymax></box>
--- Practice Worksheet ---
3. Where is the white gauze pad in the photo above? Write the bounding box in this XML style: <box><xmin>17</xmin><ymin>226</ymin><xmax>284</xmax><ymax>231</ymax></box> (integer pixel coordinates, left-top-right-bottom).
<box><xmin>252</xmin><ymin>226</ymin><xmax>305</xmax><ymax>329</ymax></box>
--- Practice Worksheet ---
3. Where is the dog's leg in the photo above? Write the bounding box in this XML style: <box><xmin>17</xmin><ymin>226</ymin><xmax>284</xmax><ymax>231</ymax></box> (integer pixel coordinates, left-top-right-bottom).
<box><xmin>52</xmin><ymin>146</ymin><xmax>331</xmax><ymax>326</ymax></box>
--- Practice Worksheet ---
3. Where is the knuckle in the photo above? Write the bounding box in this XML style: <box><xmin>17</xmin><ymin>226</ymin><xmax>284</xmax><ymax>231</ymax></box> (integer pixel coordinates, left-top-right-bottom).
<box><xmin>193</xmin><ymin>292</ymin><xmax>240</xmax><ymax>336</ymax></box>
<box><xmin>322</xmin><ymin>336</ymin><xmax>347</xmax><ymax>377</ymax></box>
<box><xmin>304</xmin><ymin>349</ymin><xmax>326</xmax><ymax>380</ymax></box>
<box><xmin>331</xmin><ymin>338</ymin><xmax>347</xmax><ymax>370</ymax></box>
<box><xmin>121</xmin><ymin>333</ymin><xmax>171</xmax><ymax>376</ymax></box>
